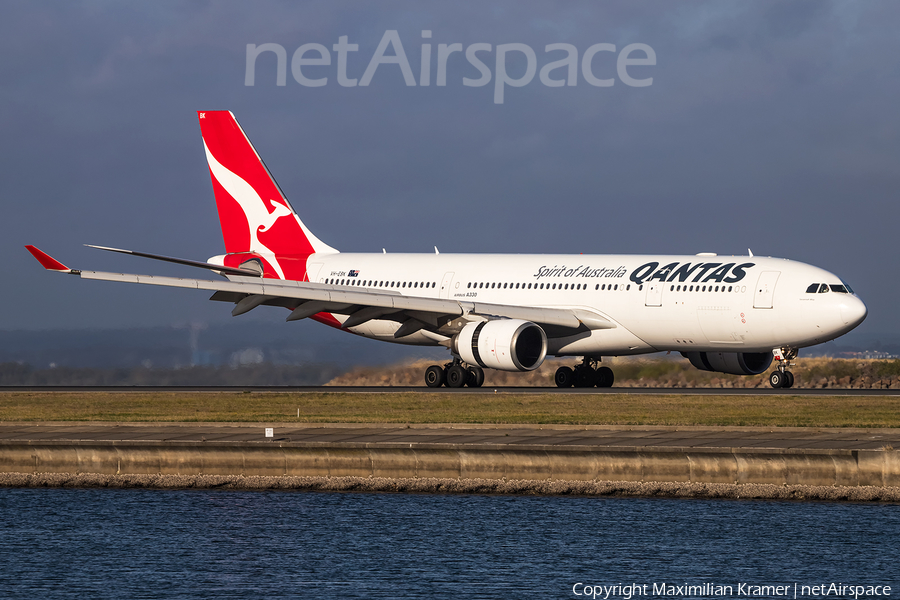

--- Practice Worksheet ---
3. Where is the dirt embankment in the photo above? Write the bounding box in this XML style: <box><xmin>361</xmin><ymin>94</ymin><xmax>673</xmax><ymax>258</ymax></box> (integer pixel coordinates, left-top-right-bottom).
<box><xmin>326</xmin><ymin>357</ymin><xmax>900</xmax><ymax>389</ymax></box>
<box><xmin>3</xmin><ymin>472</ymin><xmax>899</xmax><ymax>502</ymax></box>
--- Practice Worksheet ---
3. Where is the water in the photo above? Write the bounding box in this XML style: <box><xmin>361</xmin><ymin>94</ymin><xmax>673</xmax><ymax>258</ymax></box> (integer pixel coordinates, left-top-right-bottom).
<box><xmin>0</xmin><ymin>489</ymin><xmax>897</xmax><ymax>599</ymax></box>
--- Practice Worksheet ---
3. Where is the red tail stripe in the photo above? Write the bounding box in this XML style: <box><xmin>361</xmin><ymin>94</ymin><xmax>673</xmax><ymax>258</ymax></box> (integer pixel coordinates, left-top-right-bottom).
<box><xmin>25</xmin><ymin>245</ymin><xmax>70</xmax><ymax>272</ymax></box>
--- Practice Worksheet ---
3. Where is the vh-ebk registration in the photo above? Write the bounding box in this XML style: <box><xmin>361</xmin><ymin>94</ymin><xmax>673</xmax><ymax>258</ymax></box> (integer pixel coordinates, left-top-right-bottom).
<box><xmin>27</xmin><ymin>111</ymin><xmax>867</xmax><ymax>388</ymax></box>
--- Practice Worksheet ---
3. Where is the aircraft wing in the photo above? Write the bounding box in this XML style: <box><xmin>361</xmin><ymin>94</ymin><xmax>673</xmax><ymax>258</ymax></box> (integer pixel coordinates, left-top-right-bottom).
<box><xmin>26</xmin><ymin>246</ymin><xmax>615</xmax><ymax>337</ymax></box>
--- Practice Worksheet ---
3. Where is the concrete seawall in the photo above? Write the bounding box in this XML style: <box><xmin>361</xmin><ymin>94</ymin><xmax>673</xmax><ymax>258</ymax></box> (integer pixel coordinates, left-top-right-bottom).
<box><xmin>2</xmin><ymin>423</ymin><xmax>899</xmax><ymax>499</ymax></box>
<box><xmin>2</xmin><ymin>440</ymin><xmax>898</xmax><ymax>488</ymax></box>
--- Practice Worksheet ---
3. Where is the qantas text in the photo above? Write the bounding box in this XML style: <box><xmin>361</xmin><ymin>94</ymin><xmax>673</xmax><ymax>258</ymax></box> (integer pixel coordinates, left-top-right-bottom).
<box><xmin>629</xmin><ymin>261</ymin><xmax>755</xmax><ymax>286</ymax></box>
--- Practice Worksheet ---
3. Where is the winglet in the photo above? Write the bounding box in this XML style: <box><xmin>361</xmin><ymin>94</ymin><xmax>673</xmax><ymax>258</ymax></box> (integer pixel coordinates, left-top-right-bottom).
<box><xmin>25</xmin><ymin>245</ymin><xmax>74</xmax><ymax>273</ymax></box>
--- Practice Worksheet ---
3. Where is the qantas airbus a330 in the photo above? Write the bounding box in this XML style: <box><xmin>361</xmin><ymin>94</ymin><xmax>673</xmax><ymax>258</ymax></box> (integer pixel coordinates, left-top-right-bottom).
<box><xmin>27</xmin><ymin>111</ymin><xmax>867</xmax><ymax>388</ymax></box>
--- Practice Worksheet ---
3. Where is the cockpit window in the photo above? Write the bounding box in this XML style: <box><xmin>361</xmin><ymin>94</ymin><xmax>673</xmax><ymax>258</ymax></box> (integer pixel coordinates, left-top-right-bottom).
<box><xmin>807</xmin><ymin>282</ymin><xmax>853</xmax><ymax>294</ymax></box>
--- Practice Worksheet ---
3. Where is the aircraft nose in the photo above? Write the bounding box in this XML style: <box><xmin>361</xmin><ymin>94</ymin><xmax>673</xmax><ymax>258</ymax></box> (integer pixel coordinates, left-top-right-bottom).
<box><xmin>840</xmin><ymin>296</ymin><xmax>867</xmax><ymax>328</ymax></box>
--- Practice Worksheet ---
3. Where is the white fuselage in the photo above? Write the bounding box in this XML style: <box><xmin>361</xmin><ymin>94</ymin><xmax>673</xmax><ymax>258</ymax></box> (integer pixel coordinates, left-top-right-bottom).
<box><xmin>300</xmin><ymin>252</ymin><xmax>867</xmax><ymax>357</ymax></box>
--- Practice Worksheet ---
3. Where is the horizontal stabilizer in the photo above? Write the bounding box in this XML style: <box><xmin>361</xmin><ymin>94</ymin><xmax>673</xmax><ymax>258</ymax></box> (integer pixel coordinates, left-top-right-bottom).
<box><xmin>86</xmin><ymin>244</ymin><xmax>261</xmax><ymax>278</ymax></box>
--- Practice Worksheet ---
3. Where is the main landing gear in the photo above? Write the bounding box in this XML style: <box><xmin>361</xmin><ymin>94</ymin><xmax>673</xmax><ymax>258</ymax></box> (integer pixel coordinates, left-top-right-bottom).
<box><xmin>425</xmin><ymin>359</ymin><xmax>485</xmax><ymax>388</ymax></box>
<box><xmin>768</xmin><ymin>347</ymin><xmax>798</xmax><ymax>389</ymax></box>
<box><xmin>555</xmin><ymin>357</ymin><xmax>614</xmax><ymax>388</ymax></box>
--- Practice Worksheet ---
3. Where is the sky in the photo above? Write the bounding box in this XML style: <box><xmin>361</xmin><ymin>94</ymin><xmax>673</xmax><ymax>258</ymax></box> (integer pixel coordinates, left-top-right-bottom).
<box><xmin>2</xmin><ymin>1</ymin><xmax>898</xmax><ymax>351</ymax></box>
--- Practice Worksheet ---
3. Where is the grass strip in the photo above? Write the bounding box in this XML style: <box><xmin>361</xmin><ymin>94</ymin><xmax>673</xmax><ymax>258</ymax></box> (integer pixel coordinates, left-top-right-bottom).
<box><xmin>0</xmin><ymin>391</ymin><xmax>898</xmax><ymax>428</ymax></box>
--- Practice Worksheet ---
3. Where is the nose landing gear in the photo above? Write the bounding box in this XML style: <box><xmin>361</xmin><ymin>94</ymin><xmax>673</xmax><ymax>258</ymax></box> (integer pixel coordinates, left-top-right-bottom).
<box><xmin>768</xmin><ymin>347</ymin><xmax>797</xmax><ymax>389</ymax></box>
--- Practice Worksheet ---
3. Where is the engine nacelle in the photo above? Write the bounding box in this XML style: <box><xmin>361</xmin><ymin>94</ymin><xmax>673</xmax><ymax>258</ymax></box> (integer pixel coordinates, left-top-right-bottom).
<box><xmin>453</xmin><ymin>319</ymin><xmax>548</xmax><ymax>372</ymax></box>
<box><xmin>681</xmin><ymin>351</ymin><xmax>773</xmax><ymax>375</ymax></box>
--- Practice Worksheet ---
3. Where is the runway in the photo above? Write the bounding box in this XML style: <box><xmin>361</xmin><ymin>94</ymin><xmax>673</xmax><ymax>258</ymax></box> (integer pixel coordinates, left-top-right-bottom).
<box><xmin>2</xmin><ymin>385</ymin><xmax>899</xmax><ymax>395</ymax></box>
<box><xmin>1</xmin><ymin>422</ymin><xmax>899</xmax><ymax>450</ymax></box>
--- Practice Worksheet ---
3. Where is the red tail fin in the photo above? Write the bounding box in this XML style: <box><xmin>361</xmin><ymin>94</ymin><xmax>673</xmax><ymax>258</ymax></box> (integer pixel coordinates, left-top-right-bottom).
<box><xmin>198</xmin><ymin>111</ymin><xmax>336</xmax><ymax>280</ymax></box>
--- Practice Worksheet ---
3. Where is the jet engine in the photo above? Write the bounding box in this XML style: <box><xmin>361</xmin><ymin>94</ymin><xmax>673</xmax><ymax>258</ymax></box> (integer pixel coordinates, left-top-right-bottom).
<box><xmin>681</xmin><ymin>351</ymin><xmax>773</xmax><ymax>375</ymax></box>
<box><xmin>453</xmin><ymin>319</ymin><xmax>548</xmax><ymax>372</ymax></box>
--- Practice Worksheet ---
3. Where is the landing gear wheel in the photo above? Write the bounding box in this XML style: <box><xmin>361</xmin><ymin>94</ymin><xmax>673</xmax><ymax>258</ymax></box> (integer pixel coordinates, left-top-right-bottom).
<box><xmin>424</xmin><ymin>365</ymin><xmax>446</xmax><ymax>388</ymax></box>
<box><xmin>596</xmin><ymin>366</ymin><xmax>614</xmax><ymax>388</ymax></box>
<box><xmin>784</xmin><ymin>371</ymin><xmax>794</xmax><ymax>389</ymax></box>
<box><xmin>555</xmin><ymin>366</ymin><xmax>575</xmax><ymax>388</ymax></box>
<box><xmin>446</xmin><ymin>365</ymin><xmax>468</xmax><ymax>388</ymax></box>
<box><xmin>466</xmin><ymin>366</ymin><xmax>485</xmax><ymax>388</ymax></box>
<box><xmin>573</xmin><ymin>366</ymin><xmax>598</xmax><ymax>388</ymax></box>
<box><xmin>769</xmin><ymin>371</ymin><xmax>785</xmax><ymax>389</ymax></box>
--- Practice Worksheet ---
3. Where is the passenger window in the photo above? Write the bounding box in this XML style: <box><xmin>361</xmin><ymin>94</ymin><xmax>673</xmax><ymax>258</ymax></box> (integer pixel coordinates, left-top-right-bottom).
<box><xmin>806</xmin><ymin>284</ymin><xmax>819</xmax><ymax>294</ymax></box>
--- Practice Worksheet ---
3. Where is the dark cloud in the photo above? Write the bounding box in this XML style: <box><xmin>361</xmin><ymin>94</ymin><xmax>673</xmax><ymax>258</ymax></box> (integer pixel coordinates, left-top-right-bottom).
<box><xmin>2</xmin><ymin>1</ymin><xmax>897</xmax><ymax>342</ymax></box>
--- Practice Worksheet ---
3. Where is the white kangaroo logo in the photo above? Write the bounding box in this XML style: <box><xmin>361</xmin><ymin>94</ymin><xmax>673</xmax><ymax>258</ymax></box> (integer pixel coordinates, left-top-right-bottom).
<box><xmin>204</xmin><ymin>141</ymin><xmax>292</xmax><ymax>279</ymax></box>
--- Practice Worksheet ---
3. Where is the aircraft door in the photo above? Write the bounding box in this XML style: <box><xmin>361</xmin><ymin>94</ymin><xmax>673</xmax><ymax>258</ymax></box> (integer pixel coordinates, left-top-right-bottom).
<box><xmin>306</xmin><ymin>262</ymin><xmax>323</xmax><ymax>283</ymax></box>
<box><xmin>753</xmin><ymin>271</ymin><xmax>780</xmax><ymax>309</ymax></box>
<box><xmin>440</xmin><ymin>272</ymin><xmax>455</xmax><ymax>299</ymax></box>
<box><xmin>645</xmin><ymin>282</ymin><xmax>663</xmax><ymax>307</ymax></box>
